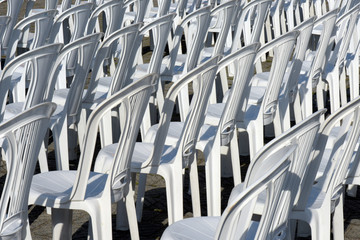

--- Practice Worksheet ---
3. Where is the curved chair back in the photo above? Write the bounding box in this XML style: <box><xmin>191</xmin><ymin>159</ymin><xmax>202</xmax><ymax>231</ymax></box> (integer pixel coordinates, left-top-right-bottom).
<box><xmin>216</xmin><ymin>144</ymin><xmax>294</xmax><ymax>239</ymax></box>
<box><xmin>0</xmin><ymin>102</ymin><xmax>56</xmax><ymax>239</ymax></box>
<box><xmin>86</xmin><ymin>0</ymin><xmax>126</xmax><ymax>38</ymax></box>
<box><xmin>231</xmin><ymin>0</ymin><xmax>272</xmax><ymax>52</ymax></box>
<box><xmin>49</xmin><ymin>3</ymin><xmax>93</xmax><ymax>44</ymax></box>
<box><xmin>147</xmin><ymin>56</ymin><xmax>220</xmax><ymax>168</ymax></box>
<box><xmin>0</xmin><ymin>43</ymin><xmax>62</xmax><ymax>121</ymax></box>
<box><xmin>297</xmin><ymin>96</ymin><xmax>360</xmax><ymax>210</ymax></box>
<box><xmin>46</xmin><ymin>33</ymin><xmax>103</xmax><ymax>125</ymax></box>
<box><xmin>6</xmin><ymin>10</ymin><xmax>57</xmax><ymax>63</ymax></box>
<box><xmin>83</xmin><ymin>23</ymin><xmax>142</xmax><ymax>104</ymax></box>
<box><xmin>69</xmin><ymin>74</ymin><xmax>158</xmax><ymax>201</ymax></box>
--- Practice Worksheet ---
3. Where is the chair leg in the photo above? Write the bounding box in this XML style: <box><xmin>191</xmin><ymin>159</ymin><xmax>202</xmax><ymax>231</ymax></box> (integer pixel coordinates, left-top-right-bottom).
<box><xmin>204</xmin><ymin>136</ymin><xmax>221</xmax><ymax>217</ymax></box>
<box><xmin>25</xmin><ymin>218</ymin><xmax>32</xmax><ymax>240</ymax></box>
<box><xmin>125</xmin><ymin>182</ymin><xmax>140</xmax><ymax>240</ymax></box>
<box><xmin>51</xmin><ymin>208</ymin><xmax>73</xmax><ymax>240</ymax></box>
<box><xmin>52</xmin><ymin>118</ymin><xmax>69</xmax><ymax>170</ymax></box>
<box><xmin>189</xmin><ymin>152</ymin><xmax>201</xmax><ymax>217</ymax></box>
<box><xmin>87</xmin><ymin>199</ymin><xmax>113</xmax><ymax>240</ymax></box>
<box><xmin>333</xmin><ymin>194</ymin><xmax>345</xmax><ymax>240</ymax></box>
<box><xmin>230</xmin><ymin>131</ymin><xmax>241</xmax><ymax>185</ymax></box>
<box><xmin>162</xmin><ymin>167</ymin><xmax>184</xmax><ymax>225</ymax></box>
<box><xmin>135</xmin><ymin>173</ymin><xmax>147</xmax><ymax>222</ymax></box>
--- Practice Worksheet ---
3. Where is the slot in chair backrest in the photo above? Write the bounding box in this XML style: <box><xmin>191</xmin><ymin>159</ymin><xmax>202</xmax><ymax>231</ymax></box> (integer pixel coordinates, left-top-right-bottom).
<box><xmin>216</xmin><ymin>144</ymin><xmax>295</xmax><ymax>239</ymax></box>
<box><xmin>69</xmin><ymin>74</ymin><xmax>158</xmax><ymax>201</ymax></box>
<box><xmin>0</xmin><ymin>102</ymin><xmax>56</xmax><ymax>239</ymax></box>
<box><xmin>0</xmin><ymin>43</ymin><xmax>62</xmax><ymax>121</ymax></box>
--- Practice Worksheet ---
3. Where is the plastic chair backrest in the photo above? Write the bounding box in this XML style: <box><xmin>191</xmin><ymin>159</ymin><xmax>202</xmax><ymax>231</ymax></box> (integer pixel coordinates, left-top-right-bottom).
<box><xmin>83</xmin><ymin>23</ymin><xmax>142</xmax><ymax>103</ymax></box>
<box><xmin>0</xmin><ymin>16</ymin><xmax>11</xmax><ymax>62</ymax></box>
<box><xmin>166</xmin><ymin>6</ymin><xmax>211</xmax><ymax>74</ymax></box>
<box><xmin>254</xmin><ymin>31</ymin><xmax>299</xmax><ymax>125</ymax></box>
<box><xmin>137</xmin><ymin>13</ymin><xmax>176</xmax><ymax>75</ymax></box>
<box><xmin>5</xmin><ymin>10</ymin><xmax>57</xmax><ymax>63</ymax></box>
<box><xmin>308</xmin><ymin>9</ymin><xmax>338</xmax><ymax>87</ymax></box>
<box><xmin>86</xmin><ymin>0</ymin><xmax>126</xmax><ymax>38</ymax></box>
<box><xmin>0</xmin><ymin>102</ymin><xmax>56</xmax><ymax>239</ymax></box>
<box><xmin>2</xmin><ymin>0</ymin><xmax>23</xmax><ymax>51</ymax></box>
<box><xmin>231</xmin><ymin>0</ymin><xmax>272</xmax><ymax>52</ymax></box>
<box><xmin>328</xmin><ymin>3</ymin><xmax>360</xmax><ymax>78</ymax></box>
<box><xmin>296</xmin><ymin>96</ymin><xmax>360</xmax><ymax>210</ymax></box>
<box><xmin>217</xmin><ymin>43</ymin><xmax>260</xmax><ymax>145</ymax></box>
<box><xmin>69</xmin><ymin>74</ymin><xmax>158</xmax><ymax>201</ymax></box>
<box><xmin>47</xmin><ymin>33</ymin><xmax>102</xmax><ymax>124</ymax></box>
<box><xmin>215</xmin><ymin>144</ymin><xmax>294</xmax><ymax>239</ymax></box>
<box><xmin>147</xmin><ymin>56</ymin><xmax>220</xmax><ymax>168</ymax></box>
<box><xmin>124</xmin><ymin>0</ymin><xmax>149</xmax><ymax>24</ymax></box>
<box><xmin>209</xmin><ymin>0</ymin><xmax>237</xmax><ymax>56</ymax></box>
<box><xmin>0</xmin><ymin>44</ymin><xmax>62</xmax><ymax>121</ymax></box>
<box><xmin>285</xmin><ymin>17</ymin><xmax>316</xmax><ymax>104</ymax></box>
<box><xmin>49</xmin><ymin>3</ymin><xmax>93</xmax><ymax>44</ymax></box>
<box><xmin>245</xmin><ymin>109</ymin><xmax>325</xmax><ymax>211</ymax></box>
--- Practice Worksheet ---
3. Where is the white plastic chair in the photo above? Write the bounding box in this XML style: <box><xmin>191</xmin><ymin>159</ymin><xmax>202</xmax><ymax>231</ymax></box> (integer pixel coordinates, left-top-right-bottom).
<box><xmin>0</xmin><ymin>43</ymin><xmax>62</xmax><ymax>123</ymax></box>
<box><xmin>318</xmin><ymin>3</ymin><xmax>360</xmax><ymax>115</ymax></box>
<box><xmin>1</xmin><ymin>0</ymin><xmax>23</xmax><ymax>58</ymax></box>
<box><xmin>0</xmin><ymin>102</ymin><xmax>55</xmax><ymax>240</ymax></box>
<box><xmin>145</xmin><ymin>44</ymin><xmax>260</xmax><ymax>216</ymax></box>
<box><xmin>161</xmin><ymin>143</ymin><xmax>295</xmax><ymax>240</ymax></box>
<box><xmin>160</xmin><ymin>6</ymin><xmax>212</xmax><ymax>121</ymax></box>
<box><xmin>201</xmin><ymin>0</ymin><xmax>237</xmax><ymax>60</ymax></box>
<box><xmin>79</xmin><ymin>23</ymin><xmax>142</xmax><ymax>148</ymax></box>
<box><xmin>237</xmin><ymin>31</ymin><xmax>298</xmax><ymax>159</ymax></box>
<box><xmin>28</xmin><ymin>74</ymin><xmax>158</xmax><ymax>240</ymax></box>
<box><xmin>250</xmin><ymin>17</ymin><xmax>316</xmax><ymax>130</ymax></box>
<box><xmin>94</xmin><ymin>57</ymin><xmax>220</xmax><ymax>225</ymax></box>
<box><xmin>291</xmin><ymin>96</ymin><xmax>360</xmax><ymax>240</ymax></box>
<box><xmin>230</xmin><ymin>0</ymin><xmax>272</xmax><ymax>53</ymax></box>
<box><xmin>228</xmin><ymin>109</ymin><xmax>326</xmax><ymax>236</ymax></box>
<box><xmin>85</xmin><ymin>0</ymin><xmax>126</xmax><ymax>38</ymax></box>
<box><xmin>45</xmin><ymin>33</ymin><xmax>103</xmax><ymax>170</ymax></box>
<box><xmin>0</xmin><ymin>16</ymin><xmax>11</xmax><ymax>68</ymax></box>
<box><xmin>4</xmin><ymin>10</ymin><xmax>57</xmax><ymax>103</ymax></box>
<box><xmin>122</xmin><ymin>0</ymin><xmax>149</xmax><ymax>26</ymax></box>
<box><xmin>48</xmin><ymin>3</ymin><xmax>93</xmax><ymax>46</ymax></box>
<box><xmin>297</xmin><ymin>9</ymin><xmax>338</xmax><ymax>120</ymax></box>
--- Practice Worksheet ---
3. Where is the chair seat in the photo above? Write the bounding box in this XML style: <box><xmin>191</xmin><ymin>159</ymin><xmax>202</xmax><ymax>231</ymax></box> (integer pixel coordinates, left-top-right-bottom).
<box><xmin>161</xmin><ymin>216</ymin><xmax>219</xmax><ymax>240</ymax></box>
<box><xmin>29</xmin><ymin>170</ymin><xmax>108</xmax><ymax>206</ymax></box>
<box><xmin>95</xmin><ymin>142</ymin><xmax>177</xmax><ymax>173</ymax></box>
